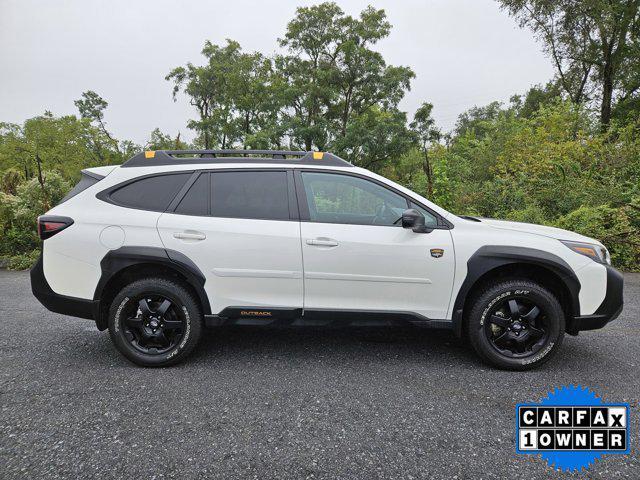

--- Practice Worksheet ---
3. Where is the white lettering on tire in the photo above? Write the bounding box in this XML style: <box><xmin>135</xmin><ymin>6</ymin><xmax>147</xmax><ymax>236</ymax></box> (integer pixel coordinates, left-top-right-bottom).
<box><xmin>480</xmin><ymin>291</ymin><xmax>511</xmax><ymax>325</ymax></box>
<box><xmin>167</xmin><ymin>306</ymin><xmax>191</xmax><ymax>359</ymax></box>
<box><xmin>114</xmin><ymin>296</ymin><xmax>130</xmax><ymax>333</ymax></box>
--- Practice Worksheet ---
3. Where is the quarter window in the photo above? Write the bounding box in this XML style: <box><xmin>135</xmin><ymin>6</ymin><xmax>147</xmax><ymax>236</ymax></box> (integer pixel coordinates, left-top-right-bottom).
<box><xmin>108</xmin><ymin>173</ymin><xmax>191</xmax><ymax>212</ymax></box>
<box><xmin>301</xmin><ymin>172</ymin><xmax>408</xmax><ymax>226</ymax></box>
<box><xmin>211</xmin><ymin>171</ymin><xmax>289</xmax><ymax>220</ymax></box>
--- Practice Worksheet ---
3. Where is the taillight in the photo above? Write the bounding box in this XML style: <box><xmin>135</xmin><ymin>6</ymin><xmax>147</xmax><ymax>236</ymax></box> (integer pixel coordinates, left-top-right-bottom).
<box><xmin>37</xmin><ymin>216</ymin><xmax>74</xmax><ymax>240</ymax></box>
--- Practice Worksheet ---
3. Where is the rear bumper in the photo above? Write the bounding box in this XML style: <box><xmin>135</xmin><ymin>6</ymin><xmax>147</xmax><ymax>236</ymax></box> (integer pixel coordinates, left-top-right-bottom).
<box><xmin>30</xmin><ymin>253</ymin><xmax>98</xmax><ymax>321</ymax></box>
<box><xmin>569</xmin><ymin>265</ymin><xmax>624</xmax><ymax>333</ymax></box>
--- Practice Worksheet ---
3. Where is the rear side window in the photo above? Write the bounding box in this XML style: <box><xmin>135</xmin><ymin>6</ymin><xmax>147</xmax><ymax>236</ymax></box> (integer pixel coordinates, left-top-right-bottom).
<box><xmin>108</xmin><ymin>173</ymin><xmax>191</xmax><ymax>212</ymax></box>
<box><xmin>175</xmin><ymin>173</ymin><xmax>209</xmax><ymax>216</ymax></box>
<box><xmin>211</xmin><ymin>171</ymin><xmax>289</xmax><ymax>220</ymax></box>
<box><xmin>58</xmin><ymin>171</ymin><xmax>103</xmax><ymax>205</ymax></box>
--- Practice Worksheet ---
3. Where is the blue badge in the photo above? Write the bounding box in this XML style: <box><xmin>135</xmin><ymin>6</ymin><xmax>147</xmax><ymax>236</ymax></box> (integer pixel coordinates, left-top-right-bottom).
<box><xmin>516</xmin><ymin>385</ymin><xmax>630</xmax><ymax>472</ymax></box>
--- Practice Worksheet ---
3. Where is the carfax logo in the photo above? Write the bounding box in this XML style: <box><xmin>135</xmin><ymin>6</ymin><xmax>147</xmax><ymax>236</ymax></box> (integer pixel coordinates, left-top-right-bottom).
<box><xmin>516</xmin><ymin>385</ymin><xmax>630</xmax><ymax>472</ymax></box>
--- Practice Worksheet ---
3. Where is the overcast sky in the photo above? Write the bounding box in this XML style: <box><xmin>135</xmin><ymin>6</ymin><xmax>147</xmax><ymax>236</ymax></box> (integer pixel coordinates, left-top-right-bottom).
<box><xmin>1</xmin><ymin>0</ymin><xmax>555</xmax><ymax>145</ymax></box>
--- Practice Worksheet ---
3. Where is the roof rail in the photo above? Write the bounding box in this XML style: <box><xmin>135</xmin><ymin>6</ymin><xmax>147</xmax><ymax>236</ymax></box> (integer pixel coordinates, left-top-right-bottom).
<box><xmin>122</xmin><ymin>149</ymin><xmax>353</xmax><ymax>168</ymax></box>
<box><xmin>164</xmin><ymin>149</ymin><xmax>307</xmax><ymax>158</ymax></box>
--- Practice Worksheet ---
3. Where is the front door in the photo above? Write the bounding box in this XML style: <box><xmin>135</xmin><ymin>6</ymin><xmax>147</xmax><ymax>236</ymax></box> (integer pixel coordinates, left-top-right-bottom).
<box><xmin>297</xmin><ymin>170</ymin><xmax>455</xmax><ymax>320</ymax></box>
<box><xmin>157</xmin><ymin>170</ymin><xmax>303</xmax><ymax>314</ymax></box>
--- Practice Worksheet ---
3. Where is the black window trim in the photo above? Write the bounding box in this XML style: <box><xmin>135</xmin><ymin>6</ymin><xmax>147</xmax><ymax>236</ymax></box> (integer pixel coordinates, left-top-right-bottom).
<box><xmin>167</xmin><ymin>171</ymin><xmax>211</xmax><ymax>216</ymax></box>
<box><xmin>96</xmin><ymin>167</ymin><xmax>452</xmax><ymax>229</ymax></box>
<box><xmin>168</xmin><ymin>168</ymin><xmax>298</xmax><ymax>222</ymax></box>
<box><xmin>293</xmin><ymin>168</ymin><xmax>453</xmax><ymax>229</ymax></box>
<box><xmin>96</xmin><ymin>170</ymin><xmax>196</xmax><ymax>213</ymax></box>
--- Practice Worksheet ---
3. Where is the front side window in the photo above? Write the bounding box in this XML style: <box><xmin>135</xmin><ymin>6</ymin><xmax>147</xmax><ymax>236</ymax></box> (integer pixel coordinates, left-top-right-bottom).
<box><xmin>301</xmin><ymin>172</ymin><xmax>408</xmax><ymax>226</ymax></box>
<box><xmin>108</xmin><ymin>173</ymin><xmax>191</xmax><ymax>212</ymax></box>
<box><xmin>409</xmin><ymin>202</ymin><xmax>439</xmax><ymax>227</ymax></box>
<box><xmin>211</xmin><ymin>171</ymin><xmax>289</xmax><ymax>220</ymax></box>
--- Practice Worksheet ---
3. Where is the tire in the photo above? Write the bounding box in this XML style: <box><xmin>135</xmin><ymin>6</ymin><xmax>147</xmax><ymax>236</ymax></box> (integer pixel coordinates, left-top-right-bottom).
<box><xmin>466</xmin><ymin>279</ymin><xmax>565</xmax><ymax>370</ymax></box>
<box><xmin>108</xmin><ymin>277</ymin><xmax>203</xmax><ymax>367</ymax></box>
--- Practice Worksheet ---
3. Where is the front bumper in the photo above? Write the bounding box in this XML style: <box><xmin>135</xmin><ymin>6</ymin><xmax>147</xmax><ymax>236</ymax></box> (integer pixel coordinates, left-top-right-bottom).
<box><xmin>31</xmin><ymin>253</ymin><xmax>98</xmax><ymax>320</ymax></box>
<box><xmin>568</xmin><ymin>264</ymin><xmax>624</xmax><ymax>333</ymax></box>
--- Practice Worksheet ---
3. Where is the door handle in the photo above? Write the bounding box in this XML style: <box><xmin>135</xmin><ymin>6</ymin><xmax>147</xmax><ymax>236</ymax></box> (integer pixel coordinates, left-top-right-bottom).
<box><xmin>173</xmin><ymin>231</ymin><xmax>206</xmax><ymax>240</ymax></box>
<box><xmin>306</xmin><ymin>238</ymin><xmax>338</xmax><ymax>247</ymax></box>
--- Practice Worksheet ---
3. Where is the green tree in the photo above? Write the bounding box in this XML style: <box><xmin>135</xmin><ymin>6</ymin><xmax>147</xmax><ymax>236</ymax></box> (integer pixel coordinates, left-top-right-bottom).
<box><xmin>410</xmin><ymin>102</ymin><xmax>440</xmax><ymax>197</ymax></box>
<box><xmin>75</xmin><ymin>90</ymin><xmax>122</xmax><ymax>155</ymax></box>
<box><xmin>510</xmin><ymin>81</ymin><xmax>563</xmax><ymax>119</ymax></box>
<box><xmin>277</xmin><ymin>2</ymin><xmax>415</xmax><ymax>168</ymax></box>
<box><xmin>146</xmin><ymin>128</ymin><xmax>189</xmax><ymax>150</ymax></box>
<box><xmin>498</xmin><ymin>0</ymin><xmax>640</xmax><ymax>128</ymax></box>
<box><xmin>0</xmin><ymin>112</ymin><xmax>118</xmax><ymax>209</ymax></box>
<box><xmin>454</xmin><ymin>101</ymin><xmax>504</xmax><ymax>137</ymax></box>
<box><xmin>167</xmin><ymin>40</ymin><xmax>279</xmax><ymax>149</ymax></box>
<box><xmin>334</xmin><ymin>107</ymin><xmax>415</xmax><ymax>170</ymax></box>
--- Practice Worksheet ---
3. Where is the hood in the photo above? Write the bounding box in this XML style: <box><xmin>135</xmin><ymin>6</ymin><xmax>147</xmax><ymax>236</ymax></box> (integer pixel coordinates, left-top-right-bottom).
<box><xmin>471</xmin><ymin>217</ymin><xmax>603</xmax><ymax>246</ymax></box>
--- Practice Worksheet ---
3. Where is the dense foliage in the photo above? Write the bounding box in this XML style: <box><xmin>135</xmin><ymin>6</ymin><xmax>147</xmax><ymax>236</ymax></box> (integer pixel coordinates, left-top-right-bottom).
<box><xmin>1</xmin><ymin>2</ymin><xmax>638</xmax><ymax>270</ymax></box>
<box><xmin>383</xmin><ymin>98</ymin><xmax>640</xmax><ymax>269</ymax></box>
<box><xmin>497</xmin><ymin>0</ymin><xmax>640</xmax><ymax>128</ymax></box>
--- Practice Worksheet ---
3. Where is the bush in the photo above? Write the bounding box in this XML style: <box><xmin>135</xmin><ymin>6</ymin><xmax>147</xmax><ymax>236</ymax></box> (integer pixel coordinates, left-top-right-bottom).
<box><xmin>0</xmin><ymin>172</ymin><xmax>70</xmax><ymax>258</ymax></box>
<box><xmin>555</xmin><ymin>205</ymin><xmax>640</xmax><ymax>271</ymax></box>
<box><xmin>3</xmin><ymin>249</ymin><xmax>40</xmax><ymax>270</ymax></box>
<box><xmin>387</xmin><ymin>102</ymin><xmax>640</xmax><ymax>270</ymax></box>
<box><xmin>504</xmin><ymin>204</ymin><xmax>549</xmax><ymax>225</ymax></box>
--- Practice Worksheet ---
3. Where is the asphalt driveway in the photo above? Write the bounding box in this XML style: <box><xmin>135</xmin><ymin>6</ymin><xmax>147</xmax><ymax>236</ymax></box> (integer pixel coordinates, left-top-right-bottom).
<box><xmin>1</xmin><ymin>270</ymin><xmax>638</xmax><ymax>479</ymax></box>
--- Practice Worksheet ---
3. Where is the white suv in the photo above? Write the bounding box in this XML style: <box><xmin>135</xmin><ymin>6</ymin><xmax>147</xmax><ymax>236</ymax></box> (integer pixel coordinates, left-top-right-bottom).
<box><xmin>31</xmin><ymin>150</ymin><xmax>623</xmax><ymax>369</ymax></box>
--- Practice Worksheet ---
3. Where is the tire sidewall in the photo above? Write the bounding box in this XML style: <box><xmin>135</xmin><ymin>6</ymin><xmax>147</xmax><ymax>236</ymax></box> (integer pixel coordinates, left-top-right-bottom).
<box><xmin>468</xmin><ymin>282</ymin><xmax>564</xmax><ymax>370</ymax></box>
<box><xmin>108</xmin><ymin>279</ymin><xmax>201</xmax><ymax>367</ymax></box>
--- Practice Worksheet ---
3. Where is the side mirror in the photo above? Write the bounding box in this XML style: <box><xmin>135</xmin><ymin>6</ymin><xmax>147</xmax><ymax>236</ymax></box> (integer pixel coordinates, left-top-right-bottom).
<box><xmin>401</xmin><ymin>209</ymin><xmax>433</xmax><ymax>233</ymax></box>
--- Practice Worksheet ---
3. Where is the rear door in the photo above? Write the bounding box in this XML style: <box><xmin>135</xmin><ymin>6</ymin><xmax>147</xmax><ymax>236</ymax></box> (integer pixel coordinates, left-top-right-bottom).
<box><xmin>296</xmin><ymin>170</ymin><xmax>455</xmax><ymax>320</ymax></box>
<box><xmin>157</xmin><ymin>169</ymin><xmax>303</xmax><ymax>314</ymax></box>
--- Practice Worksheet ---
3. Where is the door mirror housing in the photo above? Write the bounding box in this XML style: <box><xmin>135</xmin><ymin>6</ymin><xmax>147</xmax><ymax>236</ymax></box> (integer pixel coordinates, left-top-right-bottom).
<box><xmin>401</xmin><ymin>209</ymin><xmax>433</xmax><ymax>233</ymax></box>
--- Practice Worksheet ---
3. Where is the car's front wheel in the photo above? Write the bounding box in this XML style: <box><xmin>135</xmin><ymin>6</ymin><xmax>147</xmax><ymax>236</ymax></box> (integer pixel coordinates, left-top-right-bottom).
<box><xmin>466</xmin><ymin>279</ymin><xmax>565</xmax><ymax>370</ymax></box>
<box><xmin>108</xmin><ymin>277</ymin><xmax>203</xmax><ymax>367</ymax></box>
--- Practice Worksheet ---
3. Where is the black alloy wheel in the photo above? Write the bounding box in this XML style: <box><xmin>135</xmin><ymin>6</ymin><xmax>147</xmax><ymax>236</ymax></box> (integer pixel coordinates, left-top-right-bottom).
<box><xmin>108</xmin><ymin>277</ymin><xmax>203</xmax><ymax>367</ymax></box>
<box><xmin>122</xmin><ymin>295</ymin><xmax>186</xmax><ymax>355</ymax></box>
<box><xmin>484</xmin><ymin>296</ymin><xmax>549</xmax><ymax>358</ymax></box>
<box><xmin>467</xmin><ymin>279</ymin><xmax>565</xmax><ymax>370</ymax></box>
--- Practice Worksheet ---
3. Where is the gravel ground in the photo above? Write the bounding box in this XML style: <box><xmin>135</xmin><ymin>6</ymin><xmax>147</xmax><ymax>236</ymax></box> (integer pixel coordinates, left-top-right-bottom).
<box><xmin>0</xmin><ymin>270</ymin><xmax>638</xmax><ymax>479</ymax></box>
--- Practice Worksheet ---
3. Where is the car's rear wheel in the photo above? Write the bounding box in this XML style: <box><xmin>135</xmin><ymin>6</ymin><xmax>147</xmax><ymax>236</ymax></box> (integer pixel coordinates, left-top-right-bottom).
<box><xmin>108</xmin><ymin>277</ymin><xmax>203</xmax><ymax>367</ymax></box>
<box><xmin>466</xmin><ymin>279</ymin><xmax>565</xmax><ymax>370</ymax></box>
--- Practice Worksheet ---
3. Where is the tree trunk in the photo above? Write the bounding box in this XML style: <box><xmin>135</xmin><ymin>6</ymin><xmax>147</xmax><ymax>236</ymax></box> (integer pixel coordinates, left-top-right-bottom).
<box><xmin>35</xmin><ymin>154</ymin><xmax>50</xmax><ymax>210</ymax></box>
<box><xmin>99</xmin><ymin>119</ymin><xmax>121</xmax><ymax>155</ymax></box>
<box><xmin>341</xmin><ymin>87</ymin><xmax>352</xmax><ymax>137</ymax></box>
<box><xmin>600</xmin><ymin>60</ymin><xmax>614</xmax><ymax>130</ymax></box>
<box><xmin>422</xmin><ymin>146</ymin><xmax>433</xmax><ymax>198</ymax></box>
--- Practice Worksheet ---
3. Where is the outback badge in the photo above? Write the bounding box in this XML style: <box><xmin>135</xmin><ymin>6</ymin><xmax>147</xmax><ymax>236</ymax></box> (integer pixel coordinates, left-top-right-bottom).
<box><xmin>430</xmin><ymin>248</ymin><xmax>444</xmax><ymax>258</ymax></box>
<box><xmin>240</xmin><ymin>310</ymin><xmax>272</xmax><ymax>317</ymax></box>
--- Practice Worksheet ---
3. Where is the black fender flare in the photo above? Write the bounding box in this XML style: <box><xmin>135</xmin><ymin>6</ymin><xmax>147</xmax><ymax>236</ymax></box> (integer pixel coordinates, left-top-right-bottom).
<box><xmin>451</xmin><ymin>245</ymin><xmax>581</xmax><ymax>337</ymax></box>
<box><xmin>94</xmin><ymin>246</ymin><xmax>211</xmax><ymax>327</ymax></box>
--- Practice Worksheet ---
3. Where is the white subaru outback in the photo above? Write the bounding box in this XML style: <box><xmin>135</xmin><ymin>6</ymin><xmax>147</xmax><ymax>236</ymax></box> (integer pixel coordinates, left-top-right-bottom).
<box><xmin>31</xmin><ymin>150</ymin><xmax>623</xmax><ymax>369</ymax></box>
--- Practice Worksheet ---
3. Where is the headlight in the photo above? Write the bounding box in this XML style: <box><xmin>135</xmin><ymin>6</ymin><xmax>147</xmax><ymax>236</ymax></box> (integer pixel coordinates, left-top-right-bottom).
<box><xmin>561</xmin><ymin>240</ymin><xmax>611</xmax><ymax>265</ymax></box>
